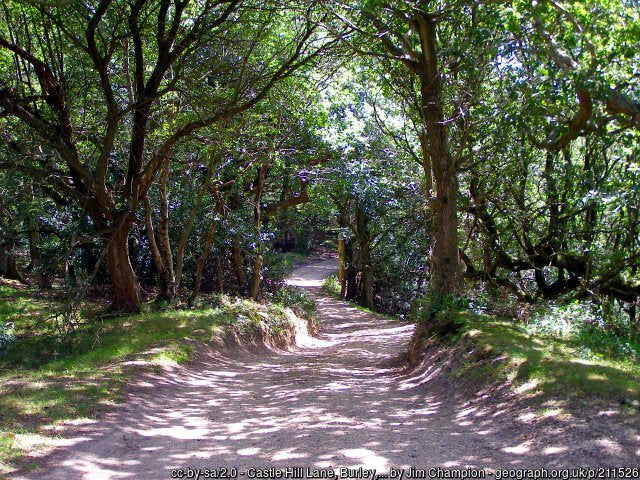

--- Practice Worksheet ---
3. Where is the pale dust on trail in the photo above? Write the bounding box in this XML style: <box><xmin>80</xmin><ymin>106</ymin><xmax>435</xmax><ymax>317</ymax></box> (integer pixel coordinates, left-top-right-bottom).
<box><xmin>13</xmin><ymin>258</ymin><xmax>639</xmax><ymax>479</ymax></box>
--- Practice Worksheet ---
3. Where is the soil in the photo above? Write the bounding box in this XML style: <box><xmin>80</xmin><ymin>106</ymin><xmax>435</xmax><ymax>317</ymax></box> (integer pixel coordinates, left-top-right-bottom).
<box><xmin>10</xmin><ymin>258</ymin><xmax>640</xmax><ymax>479</ymax></box>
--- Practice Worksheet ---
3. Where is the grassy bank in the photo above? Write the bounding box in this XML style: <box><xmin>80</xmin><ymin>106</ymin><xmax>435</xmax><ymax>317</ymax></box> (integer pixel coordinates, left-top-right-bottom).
<box><xmin>0</xmin><ymin>282</ymin><xmax>315</xmax><ymax>474</ymax></box>
<box><xmin>416</xmin><ymin>308</ymin><xmax>640</xmax><ymax>405</ymax></box>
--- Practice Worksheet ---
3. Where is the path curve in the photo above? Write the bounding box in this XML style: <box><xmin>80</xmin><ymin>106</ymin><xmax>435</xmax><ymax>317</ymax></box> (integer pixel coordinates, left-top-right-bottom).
<box><xmin>15</xmin><ymin>258</ymin><xmax>637</xmax><ymax>479</ymax></box>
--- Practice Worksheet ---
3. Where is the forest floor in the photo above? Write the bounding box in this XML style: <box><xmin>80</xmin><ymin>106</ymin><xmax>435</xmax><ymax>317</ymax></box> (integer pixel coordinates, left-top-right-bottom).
<box><xmin>9</xmin><ymin>258</ymin><xmax>640</xmax><ymax>479</ymax></box>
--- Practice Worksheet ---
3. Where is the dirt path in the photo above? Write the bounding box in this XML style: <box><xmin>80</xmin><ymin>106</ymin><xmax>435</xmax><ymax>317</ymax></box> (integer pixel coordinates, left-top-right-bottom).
<box><xmin>14</xmin><ymin>259</ymin><xmax>638</xmax><ymax>479</ymax></box>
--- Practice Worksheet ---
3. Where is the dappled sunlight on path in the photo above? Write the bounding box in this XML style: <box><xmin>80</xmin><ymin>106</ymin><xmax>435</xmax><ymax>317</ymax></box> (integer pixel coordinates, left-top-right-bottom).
<box><xmin>16</xmin><ymin>258</ymin><xmax>640</xmax><ymax>479</ymax></box>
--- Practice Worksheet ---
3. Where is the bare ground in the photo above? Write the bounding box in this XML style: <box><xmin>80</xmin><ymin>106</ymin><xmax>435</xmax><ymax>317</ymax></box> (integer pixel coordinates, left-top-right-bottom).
<box><xmin>11</xmin><ymin>258</ymin><xmax>640</xmax><ymax>479</ymax></box>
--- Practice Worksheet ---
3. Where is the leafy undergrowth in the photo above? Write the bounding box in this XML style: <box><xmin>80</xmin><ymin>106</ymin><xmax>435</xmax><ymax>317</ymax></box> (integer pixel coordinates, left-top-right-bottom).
<box><xmin>0</xmin><ymin>283</ymin><xmax>315</xmax><ymax>474</ymax></box>
<box><xmin>322</xmin><ymin>274</ymin><xmax>341</xmax><ymax>298</ymax></box>
<box><xmin>272</xmin><ymin>251</ymin><xmax>309</xmax><ymax>272</ymax></box>
<box><xmin>417</xmin><ymin>310</ymin><xmax>640</xmax><ymax>405</ymax></box>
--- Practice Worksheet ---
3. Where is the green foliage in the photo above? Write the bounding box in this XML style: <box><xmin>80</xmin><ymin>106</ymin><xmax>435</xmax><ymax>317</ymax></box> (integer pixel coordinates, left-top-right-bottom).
<box><xmin>454</xmin><ymin>314</ymin><xmax>640</xmax><ymax>402</ymax></box>
<box><xmin>322</xmin><ymin>275</ymin><xmax>341</xmax><ymax>298</ymax></box>
<box><xmin>273</xmin><ymin>287</ymin><xmax>316</xmax><ymax>319</ymax></box>
<box><xmin>409</xmin><ymin>289</ymin><xmax>469</xmax><ymax>324</ymax></box>
<box><xmin>0</xmin><ymin>284</ymin><xmax>303</xmax><ymax>471</ymax></box>
<box><xmin>261</xmin><ymin>252</ymin><xmax>310</xmax><ymax>293</ymax></box>
<box><xmin>527</xmin><ymin>300</ymin><xmax>640</xmax><ymax>366</ymax></box>
<box><xmin>412</xmin><ymin>288</ymin><xmax>640</xmax><ymax>402</ymax></box>
<box><xmin>0</xmin><ymin>322</ymin><xmax>15</xmax><ymax>353</ymax></box>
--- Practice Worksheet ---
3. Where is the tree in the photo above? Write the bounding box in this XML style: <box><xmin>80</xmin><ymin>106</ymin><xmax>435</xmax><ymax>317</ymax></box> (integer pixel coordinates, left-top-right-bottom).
<box><xmin>0</xmin><ymin>0</ymin><xmax>338</xmax><ymax>310</ymax></box>
<box><xmin>329</xmin><ymin>1</ymin><xmax>507</xmax><ymax>296</ymax></box>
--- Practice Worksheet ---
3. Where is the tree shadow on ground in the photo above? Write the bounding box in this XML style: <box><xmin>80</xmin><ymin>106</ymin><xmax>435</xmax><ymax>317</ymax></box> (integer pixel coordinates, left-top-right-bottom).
<box><xmin>12</xmin><ymin>260</ymin><xmax>640</xmax><ymax>479</ymax></box>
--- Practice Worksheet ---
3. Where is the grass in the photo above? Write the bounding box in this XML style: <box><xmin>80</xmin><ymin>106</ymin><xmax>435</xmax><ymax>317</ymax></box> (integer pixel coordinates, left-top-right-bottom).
<box><xmin>322</xmin><ymin>274</ymin><xmax>341</xmax><ymax>298</ymax></box>
<box><xmin>274</xmin><ymin>251</ymin><xmax>309</xmax><ymax>271</ymax></box>
<box><xmin>0</xmin><ymin>282</ymin><xmax>313</xmax><ymax>474</ymax></box>
<box><xmin>273</xmin><ymin>286</ymin><xmax>316</xmax><ymax>319</ymax></box>
<box><xmin>432</xmin><ymin>310</ymin><xmax>640</xmax><ymax>403</ymax></box>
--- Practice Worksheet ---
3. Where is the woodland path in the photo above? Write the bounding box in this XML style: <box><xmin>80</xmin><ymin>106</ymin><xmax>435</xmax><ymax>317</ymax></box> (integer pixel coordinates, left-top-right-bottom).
<box><xmin>15</xmin><ymin>258</ymin><xmax>636</xmax><ymax>479</ymax></box>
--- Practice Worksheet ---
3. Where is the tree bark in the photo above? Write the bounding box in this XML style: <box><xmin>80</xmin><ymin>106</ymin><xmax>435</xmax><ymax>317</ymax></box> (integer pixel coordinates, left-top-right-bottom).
<box><xmin>190</xmin><ymin>184</ymin><xmax>226</xmax><ymax>303</ymax></box>
<box><xmin>27</xmin><ymin>210</ymin><xmax>49</xmax><ymax>288</ymax></box>
<box><xmin>189</xmin><ymin>218</ymin><xmax>218</xmax><ymax>304</ymax></box>
<box><xmin>416</xmin><ymin>13</ymin><xmax>461</xmax><ymax>295</ymax></box>
<box><xmin>251</xmin><ymin>162</ymin><xmax>269</xmax><ymax>300</ymax></box>
<box><xmin>0</xmin><ymin>241</ymin><xmax>27</xmax><ymax>284</ymax></box>
<box><xmin>175</xmin><ymin>157</ymin><xmax>216</xmax><ymax>290</ymax></box>
<box><xmin>156</xmin><ymin>161</ymin><xmax>176</xmax><ymax>299</ymax></box>
<box><xmin>144</xmin><ymin>197</ymin><xmax>174</xmax><ymax>298</ymax></box>
<box><xmin>356</xmin><ymin>207</ymin><xmax>374</xmax><ymax>308</ymax></box>
<box><xmin>106</xmin><ymin>218</ymin><xmax>141</xmax><ymax>312</ymax></box>
<box><xmin>338</xmin><ymin>235</ymin><xmax>346</xmax><ymax>297</ymax></box>
<box><xmin>344</xmin><ymin>239</ymin><xmax>358</xmax><ymax>301</ymax></box>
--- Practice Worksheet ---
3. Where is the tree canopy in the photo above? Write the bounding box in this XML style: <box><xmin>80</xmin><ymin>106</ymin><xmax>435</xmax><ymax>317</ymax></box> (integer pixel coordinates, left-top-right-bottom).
<box><xmin>1</xmin><ymin>0</ymin><xmax>639</xmax><ymax>321</ymax></box>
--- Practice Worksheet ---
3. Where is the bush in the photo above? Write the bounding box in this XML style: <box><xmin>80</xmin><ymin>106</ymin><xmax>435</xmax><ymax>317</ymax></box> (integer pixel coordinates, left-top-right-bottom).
<box><xmin>408</xmin><ymin>289</ymin><xmax>468</xmax><ymax>324</ymax></box>
<box><xmin>322</xmin><ymin>275</ymin><xmax>341</xmax><ymax>298</ymax></box>
<box><xmin>273</xmin><ymin>287</ymin><xmax>316</xmax><ymax>319</ymax></box>
<box><xmin>262</xmin><ymin>252</ymin><xmax>309</xmax><ymax>294</ymax></box>
<box><xmin>0</xmin><ymin>322</ymin><xmax>15</xmax><ymax>353</ymax></box>
<box><xmin>527</xmin><ymin>300</ymin><xmax>640</xmax><ymax>364</ymax></box>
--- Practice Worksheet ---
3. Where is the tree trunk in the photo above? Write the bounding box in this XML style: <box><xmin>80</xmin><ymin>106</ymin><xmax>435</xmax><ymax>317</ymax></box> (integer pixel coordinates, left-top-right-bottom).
<box><xmin>338</xmin><ymin>236</ymin><xmax>347</xmax><ymax>298</ymax></box>
<box><xmin>251</xmin><ymin>163</ymin><xmax>269</xmax><ymax>300</ymax></box>
<box><xmin>190</xmin><ymin>184</ymin><xmax>227</xmax><ymax>303</ymax></box>
<box><xmin>356</xmin><ymin>207</ymin><xmax>374</xmax><ymax>308</ymax></box>
<box><xmin>216</xmin><ymin>255</ymin><xmax>224</xmax><ymax>294</ymax></box>
<box><xmin>144</xmin><ymin>197</ymin><xmax>174</xmax><ymax>299</ymax></box>
<box><xmin>417</xmin><ymin>13</ymin><xmax>461</xmax><ymax>295</ymax></box>
<box><xmin>189</xmin><ymin>218</ymin><xmax>217</xmax><ymax>304</ymax></box>
<box><xmin>0</xmin><ymin>242</ymin><xmax>27</xmax><ymax>284</ymax></box>
<box><xmin>175</xmin><ymin>157</ymin><xmax>215</xmax><ymax>290</ymax></box>
<box><xmin>344</xmin><ymin>239</ymin><xmax>358</xmax><ymax>301</ymax></box>
<box><xmin>157</xmin><ymin>161</ymin><xmax>176</xmax><ymax>299</ymax></box>
<box><xmin>231</xmin><ymin>241</ymin><xmax>246</xmax><ymax>294</ymax></box>
<box><xmin>27</xmin><ymin>212</ymin><xmax>49</xmax><ymax>288</ymax></box>
<box><xmin>106</xmin><ymin>218</ymin><xmax>141</xmax><ymax>312</ymax></box>
<box><xmin>360</xmin><ymin>257</ymin><xmax>374</xmax><ymax>308</ymax></box>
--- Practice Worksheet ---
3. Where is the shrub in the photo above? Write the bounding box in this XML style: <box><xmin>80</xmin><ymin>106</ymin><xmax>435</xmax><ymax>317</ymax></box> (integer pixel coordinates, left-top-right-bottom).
<box><xmin>322</xmin><ymin>275</ymin><xmax>341</xmax><ymax>298</ymax></box>
<box><xmin>0</xmin><ymin>322</ymin><xmax>15</xmax><ymax>353</ymax></box>
<box><xmin>527</xmin><ymin>300</ymin><xmax>640</xmax><ymax>364</ymax></box>
<box><xmin>273</xmin><ymin>287</ymin><xmax>316</xmax><ymax>319</ymax></box>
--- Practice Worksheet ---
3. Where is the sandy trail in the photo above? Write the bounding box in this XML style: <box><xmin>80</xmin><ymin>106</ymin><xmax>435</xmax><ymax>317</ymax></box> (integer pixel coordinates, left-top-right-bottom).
<box><xmin>14</xmin><ymin>259</ymin><xmax>638</xmax><ymax>479</ymax></box>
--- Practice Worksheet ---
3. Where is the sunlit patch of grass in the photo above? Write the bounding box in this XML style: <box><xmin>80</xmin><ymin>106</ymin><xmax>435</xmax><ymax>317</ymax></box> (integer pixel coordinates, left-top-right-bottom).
<box><xmin>150</xmin><ymin>342</ymin><xmax>194</xmax><ymax>365</ymax></box>
<box><xmin>274</xmin><ymin>252</ymin><xmax>309</xmax><ymax>271</ymax></box>
<box><xmin>322</xmin><ymin>275</ymin><xmax>341</xmax><ymax>298</ymax></box>
<box><xmin>0</xmin><ymin>431</ymin><xmax>19</xmax><ymax>471</ymax></box>
<box><xmin>450</xmin><ymin>312</ymin><xmax>640</xmax><ymax>403</ymax></box>
<box><xmin>0</xmin><ymin>285</ymin><xmax>53</xmax><ymax>327</ymax></box>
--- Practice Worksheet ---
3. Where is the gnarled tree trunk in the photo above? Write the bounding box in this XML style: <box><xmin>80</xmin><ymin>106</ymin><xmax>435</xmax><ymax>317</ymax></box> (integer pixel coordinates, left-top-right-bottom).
<box><xmin>0</xmin><ymin>242</ymin><xmax>27</xmax><ymax>284</ymax></box>
<box><xmin>106</xmin><ymin>218</ymin><xmax>141</xmax><ymax>312</ymax></box>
